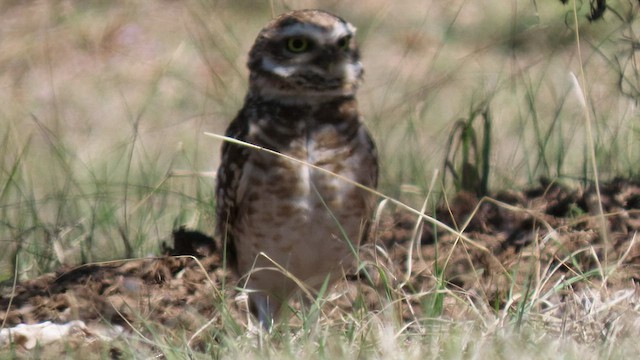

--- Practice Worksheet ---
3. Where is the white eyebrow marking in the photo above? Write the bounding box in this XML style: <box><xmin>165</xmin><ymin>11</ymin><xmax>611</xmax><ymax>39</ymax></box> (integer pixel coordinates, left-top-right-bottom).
<box><xmin>329</xmin><ymin>22</ymin><xmax>356</xmax><ymax>41</ymax></box>
<box><xmin>277</xmin><ymin>21</ymin><xmax>355</xmax><ymax>44</ymax></box>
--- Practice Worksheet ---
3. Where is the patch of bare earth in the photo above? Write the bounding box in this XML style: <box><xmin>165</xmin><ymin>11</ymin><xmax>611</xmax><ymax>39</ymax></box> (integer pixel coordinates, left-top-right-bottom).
<box><xmin>2</xmin><ymin>179</ymin><xmax>640</xmax><ymax>355</ymax></box>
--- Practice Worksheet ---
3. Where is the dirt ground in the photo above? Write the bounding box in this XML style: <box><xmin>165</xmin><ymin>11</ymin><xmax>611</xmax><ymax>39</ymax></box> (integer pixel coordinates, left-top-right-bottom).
<box><xmin>2</xmin><ymin>178</ymin><xmax>640</xmax><ymax>353</ymax></box>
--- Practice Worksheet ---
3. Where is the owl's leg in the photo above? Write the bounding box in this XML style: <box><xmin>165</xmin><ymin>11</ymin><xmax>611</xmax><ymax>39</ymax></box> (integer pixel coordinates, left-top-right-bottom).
<box><xmin>249</xmin><ymin>292</ymin><xmax>279</xmax><ymax>330</ymax></box>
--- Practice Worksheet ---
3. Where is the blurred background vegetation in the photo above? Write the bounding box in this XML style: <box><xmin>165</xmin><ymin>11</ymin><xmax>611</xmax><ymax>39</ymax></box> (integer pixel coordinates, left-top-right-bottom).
<box><xmin>0</xmin><ymin>0</ymin><xmax>638</xmax><ymax>280</ymax></box>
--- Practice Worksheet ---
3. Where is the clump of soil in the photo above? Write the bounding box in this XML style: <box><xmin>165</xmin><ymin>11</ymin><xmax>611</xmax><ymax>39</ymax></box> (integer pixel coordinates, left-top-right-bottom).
<box><xmin>1</xmin><ymin>179</ymin><xmax>640</xmax><ymax>348</ymax></box>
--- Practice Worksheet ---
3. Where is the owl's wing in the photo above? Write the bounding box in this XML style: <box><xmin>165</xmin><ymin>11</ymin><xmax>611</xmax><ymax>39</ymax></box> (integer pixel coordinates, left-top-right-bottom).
<box><xmin>361</xmin><ymin>124</ymin><xmax>379</xmax><ymax>190</ymax></box>
<box><xmin>357</xmin><ymin>123</ymin><xmax>380</xmax><ymax>246</ymax></box>
<box><xmin>215</xmin><ymin>108</ymin><xmax>251</xmax><ymax>272</ymax></box>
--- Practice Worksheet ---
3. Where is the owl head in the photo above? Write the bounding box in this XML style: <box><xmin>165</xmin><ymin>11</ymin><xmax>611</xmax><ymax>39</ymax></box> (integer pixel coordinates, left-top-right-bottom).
<box><xmin>247</xmin><ymin>9</ymin><xmax>363</xmax><ymax>99</ymax></box>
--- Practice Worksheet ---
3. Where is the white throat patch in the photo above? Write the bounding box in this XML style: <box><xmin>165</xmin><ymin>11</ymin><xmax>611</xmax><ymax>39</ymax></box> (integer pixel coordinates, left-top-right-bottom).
<box><xmin>262</xmin><ymin>57</ymin><xmax>296</xmax><ymax>78</ymax></box>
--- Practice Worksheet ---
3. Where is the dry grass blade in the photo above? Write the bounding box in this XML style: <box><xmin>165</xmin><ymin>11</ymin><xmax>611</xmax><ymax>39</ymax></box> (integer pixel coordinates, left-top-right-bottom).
<box><xmin>402</xmin><ymin>170</ymin><xmax>439</xmax><ymax>286</ymax></box>
<box><xmin>204</xmin><ymin>132</ymin><xmax>490</xmax><ymax>254</ymax></box>
<box><xmin>570</xmin><ymin>0</ymin><xmax>609</xmax><ymax>266</ymax></box>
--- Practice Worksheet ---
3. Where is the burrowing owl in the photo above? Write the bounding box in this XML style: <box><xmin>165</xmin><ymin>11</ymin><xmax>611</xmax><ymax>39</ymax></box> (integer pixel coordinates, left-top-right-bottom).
<box><xmin>215</xmin><ymin>9</ymin><xmax>378</xmax><ymax>327</ymax></box>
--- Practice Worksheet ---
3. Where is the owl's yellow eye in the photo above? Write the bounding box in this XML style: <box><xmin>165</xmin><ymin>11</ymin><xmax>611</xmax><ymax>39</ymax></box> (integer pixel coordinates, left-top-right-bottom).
<box><xmin>286</xmin><ymin>37</ymin><xmax>310</xmax><ymax>53</ymax></box>
<box><xmin>337</xmin><ymin>35</ymin><xmax>351</xmax><ymax>50</ymax></box>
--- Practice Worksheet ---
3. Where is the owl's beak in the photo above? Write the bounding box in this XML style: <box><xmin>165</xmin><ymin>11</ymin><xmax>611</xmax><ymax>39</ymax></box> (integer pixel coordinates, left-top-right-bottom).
<box><xmin>316</xmin><ymin>48</ymin><xmax>341</xmax><ymax>73</ymax></box>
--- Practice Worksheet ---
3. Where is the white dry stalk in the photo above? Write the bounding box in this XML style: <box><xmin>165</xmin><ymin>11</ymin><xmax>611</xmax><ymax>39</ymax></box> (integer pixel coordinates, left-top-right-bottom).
<box><xmin>570</xmin><ymin>0</ymin><xmax>609</xmax><ymax>268</ymax></box>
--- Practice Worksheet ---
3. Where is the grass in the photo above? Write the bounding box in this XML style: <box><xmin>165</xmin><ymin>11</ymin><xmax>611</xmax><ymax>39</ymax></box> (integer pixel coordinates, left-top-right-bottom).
<box><xmin>1</xmin><ymin>0</ymin><xmax>640</xmax><ymax>358</ymax></box>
